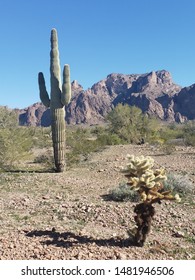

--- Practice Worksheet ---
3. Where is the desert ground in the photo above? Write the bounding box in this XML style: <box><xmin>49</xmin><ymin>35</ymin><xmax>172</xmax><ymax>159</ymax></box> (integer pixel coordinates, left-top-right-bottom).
<box><xmin>0</xmin><ymin>143</ymin><xmax>194</xmax><ymax>260</ymax></box>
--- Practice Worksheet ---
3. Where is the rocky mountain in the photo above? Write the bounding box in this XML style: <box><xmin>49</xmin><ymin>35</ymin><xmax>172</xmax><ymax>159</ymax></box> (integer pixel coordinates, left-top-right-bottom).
<box><xmin>17</xmin><ymin>70</ymin><xmax>195</xmax><ymax>126</ymax></box>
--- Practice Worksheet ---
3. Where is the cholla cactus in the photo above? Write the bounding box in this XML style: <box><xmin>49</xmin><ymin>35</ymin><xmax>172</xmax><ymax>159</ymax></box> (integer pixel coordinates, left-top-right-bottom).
<box><xmin>121</xmin><ymin>155</ymin><xmax>181</xmax><ymax>246</ymax></box>
<box><xmin>122</xmin><ymin>155</ymin><xmax>181</xmax><ymax>204</ymax></box>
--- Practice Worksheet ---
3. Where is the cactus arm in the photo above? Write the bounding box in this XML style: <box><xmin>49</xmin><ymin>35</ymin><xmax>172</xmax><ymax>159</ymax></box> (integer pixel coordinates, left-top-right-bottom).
<box><xmin>61</xmin><ymin>64</ymin><xmax>71</xmax><ymax>106</ymax></box>
<box><xmin>38</xmin><ymin>28</ymin><xmax>71</xmax><ymax>172</ymax></box>
<box><xmin>38</xmin><ymin>72</ymin><xmax>50</xmax><ymax>107</ymax></box>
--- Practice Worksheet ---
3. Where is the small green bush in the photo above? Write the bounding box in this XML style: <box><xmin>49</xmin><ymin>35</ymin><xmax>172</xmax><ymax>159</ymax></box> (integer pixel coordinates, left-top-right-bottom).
<box><xmin>164</xmin><ymin>173</ymin><xmax>194</xmax><ymax>196</ymax></box>
<box><xmin>160</xmin><ymin>143</ymin><xmax>176</xmax><ymax>155</ymax></box>
<box><xmin>66</xmin><ymin>127</ymin><xmax>102</xmax><ymax>166</ymax></box>
<box><xmin>106</xmin><ymin>104</ymin><xmax>163</xmax><ymax>144</ymax></box>
<box><xmin>0</xmin><ymin>127</ymin><xmax>33</xmax><ymax>170</ymax></box>
<box><xmin>159</xmin><ymin>124</ymin><xmax>183</xmax><ymax>143</ymax></box>
<box><xmin>182</xmin><ymin>120</ymin><xmax>195</xmax><ymax>146</ymax></box>
<box><xmin>97</xmin><ymin>133</ymin><xmax>124</xmax><ymax>146</ymax></box>
<box><xmin>0</xmin><ymin>107</ymin><xmax>34</xmax><ymax>170</ymax></box>
<box><xmin>34</xmin><ymin>152</ymin><xmax>53</xmax><ymax>164</ymax></box>
<box><xmin>105</xmin><ymin>183</ymin><xmax>140</xmax><ymax>202</ymax></box>
<box><xmin>31</xmin><ymin>127</ymin><xmax>52</xmax><ymax>149</ymax></box>
<box><xmin>106</xmin><ymin>104</ymin><xmax>148</xmax><ymax>144</ymax></box>
<box><xmin>0</xmin><ymin>106</ymin><xmax>18</xmax><ymax>128</ymax></box>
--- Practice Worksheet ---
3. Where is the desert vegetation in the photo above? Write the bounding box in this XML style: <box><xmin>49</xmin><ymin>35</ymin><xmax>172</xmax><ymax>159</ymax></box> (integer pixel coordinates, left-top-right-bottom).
<box><xmin>0</xmin><ymin>104</ymin><xmax>195</xmax><ymax>170</ymax></box>
<box><xmin>1</xmin><ymin>103</ymin><xmax>195</xmax><ymax>171</ymax></box>
<box><xmin>0</xmin><ymin>105</ymin><xmax>194</xmax><ymax>260</ymax></box>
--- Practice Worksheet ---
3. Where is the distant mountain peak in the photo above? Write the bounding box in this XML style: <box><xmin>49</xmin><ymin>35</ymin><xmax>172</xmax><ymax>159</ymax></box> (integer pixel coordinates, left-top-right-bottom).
<box><xmin>16</xmin><ymin>70</ymin><xmax>194</xmax><ymax>126</ymax></box>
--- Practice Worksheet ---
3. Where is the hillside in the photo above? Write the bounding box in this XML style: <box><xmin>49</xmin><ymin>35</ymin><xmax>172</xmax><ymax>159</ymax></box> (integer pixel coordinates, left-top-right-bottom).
<box><xmin>17</xmin><ymin>70</ymin><xmax>195</xmax><ymax>126</ymax></box>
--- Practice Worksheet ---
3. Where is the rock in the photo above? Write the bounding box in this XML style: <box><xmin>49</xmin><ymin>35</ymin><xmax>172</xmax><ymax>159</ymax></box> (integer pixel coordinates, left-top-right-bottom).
<box><xmin>14</xmin><ymin>70</ymin><xmax>195</xmax><ymax>126</ymax></box>
<box><xmin>114</xmin><ymin>251</ymin><xmax>127</xmax><ymax>259</ymax></box>
<box><xmin>172</xmin><ymin>231</ymin><xmax>185</xmax><ymax>238</ymax></box>
<box><xmin>42</xmin><ymin>195</ymin><xmax>50</xmax><ymax>200</ymax></box>
<box><xmin>56</xmin><ymin>195</ymin><xmax>62</xmax><ymax>200</ymax></box>
<box><xmin>173</xmin><ymin>84</ymin><xmax>195</xmax><ymax>122</ymax></box>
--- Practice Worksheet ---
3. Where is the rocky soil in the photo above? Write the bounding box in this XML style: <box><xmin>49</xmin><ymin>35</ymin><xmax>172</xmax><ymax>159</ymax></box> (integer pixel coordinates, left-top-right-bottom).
<box><xmin>0</xmin><ymin>144</ymin><xmax>194</xmax><ymax>260</ymax></box>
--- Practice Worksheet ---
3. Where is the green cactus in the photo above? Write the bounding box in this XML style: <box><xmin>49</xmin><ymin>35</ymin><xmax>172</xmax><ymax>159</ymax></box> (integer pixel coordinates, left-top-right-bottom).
<box><xmin>38</xmin><ymin>28</ymin><xmax>71</xmax><ymax>172</ymax></box>
<box><xmin>121</xmin><ymin>155</ymin><xmax>181</xmax><ymax>246</ymax></box>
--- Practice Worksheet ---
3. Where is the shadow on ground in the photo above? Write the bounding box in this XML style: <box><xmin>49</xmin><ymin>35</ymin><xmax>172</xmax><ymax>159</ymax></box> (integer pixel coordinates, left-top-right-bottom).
<box><xmin>26</xmin><ymin>229</ymin><xmax>137</xmax><ymax>248</ymax></box>
<box><xmin>5</xmin><ymin>168</ymin><xmax>55</xmax><ymax>174</ymax></box>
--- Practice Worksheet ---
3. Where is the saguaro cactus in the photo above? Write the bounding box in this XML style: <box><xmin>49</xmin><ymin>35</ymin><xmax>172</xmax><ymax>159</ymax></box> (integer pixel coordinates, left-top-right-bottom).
<box><xmin>38</xmin><ymin>28</ymin><xmax>71</xmax><ymax>172</ymax></box>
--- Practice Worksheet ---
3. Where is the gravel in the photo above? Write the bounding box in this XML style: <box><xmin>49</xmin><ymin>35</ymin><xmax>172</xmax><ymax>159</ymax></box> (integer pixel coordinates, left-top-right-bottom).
<box><xmin>0</xmin><ymin>144</ymin><xmax>194</xmax><ymax>259</ymax></box>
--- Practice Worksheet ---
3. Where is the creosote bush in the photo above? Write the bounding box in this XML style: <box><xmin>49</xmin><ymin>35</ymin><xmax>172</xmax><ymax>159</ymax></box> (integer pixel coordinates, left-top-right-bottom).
<box><xmin>121</xmin><ymin>155</ymin><xmax>181</xmax><ymax>246</ymax></box>
<box><xmin>0</xmin><ymin>128</ymin><xmax>34</xmax><ymax>170</ymax></box>
<box><xmin>106</xmin><ymin>182</ymin><xmax>139</xmax><ymax>202</ymax></box>
<box><xmin>164</xmin><ymin>173</ymin><xmax>194</xmax><ymax>197</ymax></box>
<box><xmin>31</xmin><ymin>127</ymin><xmax>52</xmax><ymax>149</ymax></box>
<box><xmin>0</xmin><ymin>107</ymin><xmax>18</xmax><ymax>128</ymax></box>
<box><xmin>66</xmin><ymin>127</ymin><xmax>99</xmax><ymax>166</ymax></box>
<box><xmin>106</xmin><ymin>104</ymin><xmax>195</xmax><ymax>147</ymax></box>
<box><xmin>0</xmin><ymin>107</ymin><xmax>33</xmax><ymax>170</ymax></box>
<box><xmin>66</xmin><ymin>126</ymin><xmax>123</xmax><ymax>167</ymax></box>
<box><xmin>106</xmin><ymin>104</ymin><xmax>150</xmax><ymax>144</ymax></box>
<box><xmin>182</xmin><ymin>120</ymin><xmax>195</xmax><ymax>146</ymax></box>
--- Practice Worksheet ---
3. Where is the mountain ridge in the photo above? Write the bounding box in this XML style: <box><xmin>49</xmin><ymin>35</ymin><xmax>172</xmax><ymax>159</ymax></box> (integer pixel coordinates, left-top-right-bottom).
<box><xmin>16</xmin><ymin>70</ymin><xmax>195</xmax><ymax>126</ymax></box>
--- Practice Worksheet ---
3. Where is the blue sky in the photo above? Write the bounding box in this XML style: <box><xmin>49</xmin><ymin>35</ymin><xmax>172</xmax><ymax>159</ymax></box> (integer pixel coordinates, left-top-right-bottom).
<box><xmin>1</xmin><ymin>0</ymin><xmax>195</xmax><ymax>108</ymax></box>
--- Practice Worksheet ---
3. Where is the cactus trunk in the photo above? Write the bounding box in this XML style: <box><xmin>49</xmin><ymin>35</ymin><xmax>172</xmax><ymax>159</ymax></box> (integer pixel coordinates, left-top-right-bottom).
<box><xmin>51</xmin><ymin>108</ymin><xmax>66</xmax><ymax>172</ymax></box>
<box><xmin>38</xmin><ymin>28</ymin><xmax>71</xmax><ymax>172</ymax></box>
<box><xmin>134</xmin><ymin>203</ymin><xmax>155</xmax><ymax>246</ymax></box>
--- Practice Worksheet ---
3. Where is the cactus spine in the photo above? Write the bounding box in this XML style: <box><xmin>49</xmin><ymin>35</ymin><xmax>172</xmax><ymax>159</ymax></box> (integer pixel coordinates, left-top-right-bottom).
<box><xmin>38</xmin><ymin>28</ymin><xmax>71</xmax><ymax>172</ymax></box>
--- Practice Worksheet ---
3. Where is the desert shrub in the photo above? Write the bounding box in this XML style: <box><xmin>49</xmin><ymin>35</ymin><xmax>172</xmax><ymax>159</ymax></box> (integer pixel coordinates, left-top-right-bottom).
<box><xmin>34</xmin><ymin>153</ymin><xmax>53</xmax><ymax>164</ymax></box>
<box><xmin>182</xmin><ymin>120</ymin><xmax>195</xmax><ymax>146</ymax></box>
<box><xmin>105</xmin><ymin>183</ymin><xmax>139</xmax><ymax>202</ymax></box>
<box><xmin>66</xmin><ymin>127</ymin><xmax>102</xmax><ymax>166</ymax></box>
<box><xmin>96</xmin><ymin>132</ymin><xmax>124</xmax><ymax>146</ymax></box>
<box><xmin>143</xmin><ymin>117</ymin><xmax>163</xmax><ymax>144</ymax></box>
<box><xmin>91</xmin><ymin>124</ymin><xmax>125</xmax><ymax>145</ymax></box>
<box><xmin>158</xmin><ymin>123</ymin><xmax>183</xmax><ymax>145</ymax></box>
<box><xmin>160</xmin><ymin>143</ymin><xmax>176</xmax><ymax>155</ymax></box>
<box><xmin>31</xmin><ymin>127</ymin><xmax>52</xmax><ymax>149</ymax></box>
<box><xmin>0</xmin><ymin>127</ymin><xmax>33</xmax><ymax>170</ymax></box>
<box><xmin>91</xmin><ymin>125</ymin><xmax>107</xmax><ymax>136</ymax></box>
<box><xmin>67</xmin><ymin>127</ymin><xmax>97</xmax><ymax>153</ymax></box>
<box><xmin>184</xmin><ymin>134</ymin><xmax>195</xmax><ymax>146</ymax></box>
<box><xmin>0</xmin><ymin>107</ymin><xmax>33</xmax><ymax>170</ymax></box>
<box><xmin>66</xmin><ymin>125</ymin><xmax>126</xmax><ymax>166</ymax></box>
<box><xmin>157</xmin><ymin>121</ymin><xmax>195</xmax><ymax>148</ymax></box>
<box><xmin>0</xmin><ymin>106</ymin><xmax>18</xmax><ymax>128</ymax></box>
<box><xmin>164</xmin><ymin>173</ymin><xmax>194</xmax><ymax>196</ymax></box>
<box><xmin>106</xmin><ymin>104</ymin><xmax>157</xmax><ymax>144</ymax></box>
<box><xmin>33</xmin><ymin>151</ymin><xmax>54</xmax><ymax>169</ymax></box>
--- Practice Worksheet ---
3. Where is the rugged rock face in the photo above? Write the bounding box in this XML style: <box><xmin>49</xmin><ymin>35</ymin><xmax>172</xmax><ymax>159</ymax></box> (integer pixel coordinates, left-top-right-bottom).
<box><xmin>17</xmin><ymin>70</ymin><xmax>195</xmax><ymax>126</ymax></box>
<box><xmin>18</xmin><ymin>103</ymin><xmax>48</xmax><ymax>126</ymax></box>
<box><xmin>173</xmin><ymin>84</ymin><xmax>195</xmax><ymax>122</ymax></box>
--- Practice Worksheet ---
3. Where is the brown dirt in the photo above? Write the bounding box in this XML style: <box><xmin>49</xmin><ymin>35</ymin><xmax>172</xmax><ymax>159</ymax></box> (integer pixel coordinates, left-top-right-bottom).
<box><xmin>0</xmin><ymin>144</ymin><xmax>194</xmax><ymax>260</ymax></box>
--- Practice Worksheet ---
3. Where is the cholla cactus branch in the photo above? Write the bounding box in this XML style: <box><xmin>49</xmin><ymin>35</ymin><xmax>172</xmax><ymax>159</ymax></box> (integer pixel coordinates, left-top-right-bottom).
<box><xmin>122</xmin><ymin>155</ymin><xmax>180</xmax><ymax>204</ymax></box>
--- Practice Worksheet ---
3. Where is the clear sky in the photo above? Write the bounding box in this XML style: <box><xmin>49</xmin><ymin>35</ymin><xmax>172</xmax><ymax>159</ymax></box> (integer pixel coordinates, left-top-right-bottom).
<box><xmin>1</xmin><ymin>0</ymin><xmax>195</xmax><ymax>108</ymax></box>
